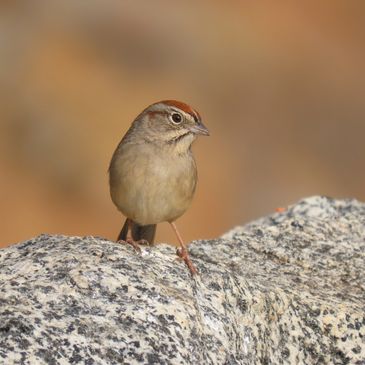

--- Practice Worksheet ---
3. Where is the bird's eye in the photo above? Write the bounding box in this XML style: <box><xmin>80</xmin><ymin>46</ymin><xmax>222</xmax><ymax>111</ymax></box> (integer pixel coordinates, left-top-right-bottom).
<box><xmin>170</xmin><ymin>113</ymin><xmax>182</xmax><ymax>124</ymax></box>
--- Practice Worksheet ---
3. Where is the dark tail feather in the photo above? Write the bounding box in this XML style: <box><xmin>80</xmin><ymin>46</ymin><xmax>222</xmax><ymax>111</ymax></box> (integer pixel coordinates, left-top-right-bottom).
<box><xmin>131</xmin><ymin>223</ymin><xmax>156</xmax><ymax>244</ymax></box>
<box><xmin>117</xmin><ymin>219</ymin><xmax>156</xmax><ymax>245</ymax></box>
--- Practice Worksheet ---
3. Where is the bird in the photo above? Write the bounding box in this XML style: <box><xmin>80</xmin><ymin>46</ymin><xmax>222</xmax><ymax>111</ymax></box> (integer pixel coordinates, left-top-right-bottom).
<box><xmin>108</xmin><ymin>100</ymin><xmax>209</xmax><ymax>274</ymax></box>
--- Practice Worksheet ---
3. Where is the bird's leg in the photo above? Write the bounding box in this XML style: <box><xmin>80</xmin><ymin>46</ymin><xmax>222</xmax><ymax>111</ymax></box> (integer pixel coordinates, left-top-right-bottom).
<box><xmin>117</xmin><ymin>219</ymin><xmax>141</xmax><ymax>253</ymax></box>
<box><xmin>170</xmin><ymin>222</ymin><xmax>198</xmax><ymax>275</ymax></box>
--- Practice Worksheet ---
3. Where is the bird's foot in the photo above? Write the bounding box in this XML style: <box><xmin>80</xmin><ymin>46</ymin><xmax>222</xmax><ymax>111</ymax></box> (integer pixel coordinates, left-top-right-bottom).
<box><xmin>117</xmin><ymin>238</ymin><xmax>149</xmax><ymax>253</ymax></box>
<box><xmin>176</xmin><ymin>247</ymin><xmax>198</xmax><ymax>275</ymax></box>
<box><xmin>135</xmin><ymin>239</ymin><xmax>151</xmax><ymax>246</ymax></box>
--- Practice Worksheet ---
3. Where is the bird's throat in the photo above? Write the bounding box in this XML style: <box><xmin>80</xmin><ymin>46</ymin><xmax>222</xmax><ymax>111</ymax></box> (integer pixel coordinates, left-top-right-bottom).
<box><xmin>167</xmin><ymin>131</ymin><xmax>192</xmax><ymax>145</ymax></box>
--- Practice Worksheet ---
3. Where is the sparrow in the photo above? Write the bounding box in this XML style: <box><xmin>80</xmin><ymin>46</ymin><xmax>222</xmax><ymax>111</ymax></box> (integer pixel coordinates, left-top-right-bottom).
<box><xmin>109</xmin><ymin>100</ymin><xmax>209</xmax><ymax>274</ymax></box>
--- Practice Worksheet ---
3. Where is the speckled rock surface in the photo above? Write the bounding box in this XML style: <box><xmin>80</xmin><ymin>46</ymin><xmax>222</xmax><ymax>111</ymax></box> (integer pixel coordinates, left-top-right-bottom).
<box><xmin>0</xmin><ymin>196</ymin><xmax>364</xmax><ymax>365</ymax></box>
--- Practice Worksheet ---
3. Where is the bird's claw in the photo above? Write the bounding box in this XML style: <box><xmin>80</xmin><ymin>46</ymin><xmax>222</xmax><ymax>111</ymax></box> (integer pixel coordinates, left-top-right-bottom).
<box><xmin>176</xmin><ymin>247</ymin><xmax>198</xmax><ymax>275</ymax></box>
<box><xmin>117</xmin><ymin>239</ymin><xmax>142</xmax><ymax>253</ymax></box>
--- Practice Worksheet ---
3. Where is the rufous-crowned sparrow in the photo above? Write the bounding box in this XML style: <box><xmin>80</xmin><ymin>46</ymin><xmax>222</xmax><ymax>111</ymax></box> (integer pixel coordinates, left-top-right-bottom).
<box><xmin>109</xmin><ymin>100</ymin><xmax>209</xmax><ymax>274</ymax></box>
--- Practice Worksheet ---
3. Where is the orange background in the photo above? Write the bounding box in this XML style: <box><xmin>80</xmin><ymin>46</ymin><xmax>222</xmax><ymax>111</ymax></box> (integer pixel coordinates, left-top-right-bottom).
<box><xmin>1</xmin><ymin>1</ymin><xmax>364</xmax><ymax>247</ymax></box>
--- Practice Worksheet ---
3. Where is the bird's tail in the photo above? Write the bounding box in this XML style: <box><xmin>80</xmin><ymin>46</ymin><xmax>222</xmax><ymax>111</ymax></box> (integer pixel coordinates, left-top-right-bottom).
<box><xmin>117</xmin><ymin>219</ymin><xmax>156</xmax><ymax>245</ymax></box>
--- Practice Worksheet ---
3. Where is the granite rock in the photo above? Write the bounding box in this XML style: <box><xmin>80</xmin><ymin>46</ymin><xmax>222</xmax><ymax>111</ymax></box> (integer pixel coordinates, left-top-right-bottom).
<box><xmin>0</xmin><ymin>196</ymin><xmax>364</xmax><ymax>364</ymax></box>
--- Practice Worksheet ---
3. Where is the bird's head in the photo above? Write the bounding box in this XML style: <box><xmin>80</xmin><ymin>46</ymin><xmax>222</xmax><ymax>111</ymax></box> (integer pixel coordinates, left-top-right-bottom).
<box><xmin>133</xmin><ymin>100</ymin><xmax>209</xmax><ymax>151</ymax></box>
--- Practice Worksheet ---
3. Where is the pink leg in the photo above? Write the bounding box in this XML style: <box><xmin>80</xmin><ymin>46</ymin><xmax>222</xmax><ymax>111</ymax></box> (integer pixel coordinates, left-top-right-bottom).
<box><xmin>170</xmin><ymin>222</ymin><xmax>198</xmax><ymax>275</ymax></box>
<box><xmin>117</xmin><ymin>219</ymin><xmax>141</xmax><ymax>252</ymax></box>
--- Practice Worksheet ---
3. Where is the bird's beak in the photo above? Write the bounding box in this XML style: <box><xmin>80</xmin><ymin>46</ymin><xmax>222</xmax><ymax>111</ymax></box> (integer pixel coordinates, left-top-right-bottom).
<box><xmin>189</xmin><ymin>122</ymin><xmax>210</xmax><ymax>136</ymax></box>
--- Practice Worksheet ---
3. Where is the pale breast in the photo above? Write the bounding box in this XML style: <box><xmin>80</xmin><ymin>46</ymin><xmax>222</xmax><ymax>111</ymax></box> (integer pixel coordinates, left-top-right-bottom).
<box><xmin>109</xmin><ymin>142</ymin><xmax>197</xmax><ymax>225</ymax></box>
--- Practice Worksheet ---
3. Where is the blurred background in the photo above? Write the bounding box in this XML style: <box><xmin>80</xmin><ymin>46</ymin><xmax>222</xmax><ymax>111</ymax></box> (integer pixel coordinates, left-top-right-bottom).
<box><xmin>1</xmin><ymin>1</ymin><xmax>364</xmax><ymax>248</ymax></box>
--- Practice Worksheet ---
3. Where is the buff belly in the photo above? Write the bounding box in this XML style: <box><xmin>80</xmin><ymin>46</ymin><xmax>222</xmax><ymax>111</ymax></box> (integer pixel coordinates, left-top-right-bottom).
<box><xmin>110</xmin><ymin>146</ymin><xmax>197</xmax><ymax>225</ymax></box>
